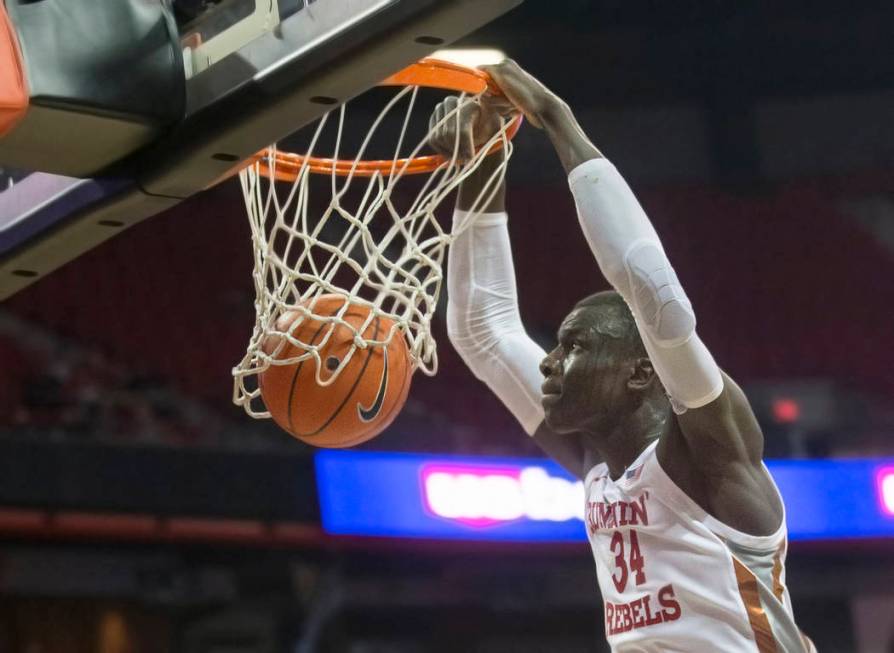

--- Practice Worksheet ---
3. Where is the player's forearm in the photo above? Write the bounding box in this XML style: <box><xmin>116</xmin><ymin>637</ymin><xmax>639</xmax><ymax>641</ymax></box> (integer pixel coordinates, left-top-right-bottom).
<box><xmin>539</xmin><ymin>99</ymin><xmax>603</xmax><ymax>176</ymax></box>
<box><xmin>456</xmin><ymin>150</ymin><xmax>507</xmax><ymax>213</ymax></box>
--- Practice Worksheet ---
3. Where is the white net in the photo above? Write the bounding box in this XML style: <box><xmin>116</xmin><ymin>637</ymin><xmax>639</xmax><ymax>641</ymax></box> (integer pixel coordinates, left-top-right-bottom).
<box><xmin>232</xmin><ymin>81</ymin><xmax>515</xmax><ymax>418</ymax></box>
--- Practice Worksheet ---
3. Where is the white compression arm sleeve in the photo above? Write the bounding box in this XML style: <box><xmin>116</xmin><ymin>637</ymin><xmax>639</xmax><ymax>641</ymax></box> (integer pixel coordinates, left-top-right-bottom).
<box><xmin>446</xmin><ymin>210</ymin><xmax>546</xmax><ymax>435</ymax></box>
<box><xmin>568</xmin><ymin>158</ymin><xmax>723</xmax><ymax>411</ymax></box>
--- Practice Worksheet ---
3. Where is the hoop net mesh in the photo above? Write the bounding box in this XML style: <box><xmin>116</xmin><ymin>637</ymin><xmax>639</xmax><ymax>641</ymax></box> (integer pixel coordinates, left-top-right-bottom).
<box><xmin>232</xmin><ymin>84</ymin><xmax>514</xmax><ymax>418</ymax></box>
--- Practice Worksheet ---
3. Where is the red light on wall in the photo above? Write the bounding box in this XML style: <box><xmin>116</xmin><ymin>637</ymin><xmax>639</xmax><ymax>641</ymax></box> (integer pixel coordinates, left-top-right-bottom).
<box><xmin>772</xmin><ymin>397</ymin><xmax>801</xmax><ymax>424</ymax></box>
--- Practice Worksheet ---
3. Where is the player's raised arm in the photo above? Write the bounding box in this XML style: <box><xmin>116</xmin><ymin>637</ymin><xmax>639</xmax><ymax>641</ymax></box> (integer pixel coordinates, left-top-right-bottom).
<box><xmin>429</xmin><ymin>95</ymin><xmax>590</xmax><ymax>478</ymax></box>
<box><xmin>482</xmin><ymin>60</ymin><xmax>766</xmax><ymax>473</ymax></box>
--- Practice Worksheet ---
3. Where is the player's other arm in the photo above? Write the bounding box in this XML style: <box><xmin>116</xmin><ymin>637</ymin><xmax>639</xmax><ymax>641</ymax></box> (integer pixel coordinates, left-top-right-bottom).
<box><xmin>482</xmin><ymin>61</ymin><xmax>764</xmax><ymax>469</ymax></box>
<box><xmin>430</xmin><ymin>96</ymin><xmax>589</xmax><ymax>478</ymax></box>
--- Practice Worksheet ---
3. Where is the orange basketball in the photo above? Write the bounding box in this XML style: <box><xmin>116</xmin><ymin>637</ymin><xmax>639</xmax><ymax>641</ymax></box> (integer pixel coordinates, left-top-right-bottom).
<box><xmin>259</xmin><ymin>294</ymin><xmax>412</xmax><ymax>448</ymax></box>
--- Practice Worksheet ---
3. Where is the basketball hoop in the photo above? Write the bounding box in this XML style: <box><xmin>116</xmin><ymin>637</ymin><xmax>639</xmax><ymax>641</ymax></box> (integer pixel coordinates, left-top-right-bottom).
<box><xmin>248</xmin><ymin>60</ymin><xmax>522</xmax><ymax>180</ymax></box>
<box><xmin>232</xmin><ymin>58</ymin><xmax>521</xmax><ymax>420</ymax></box>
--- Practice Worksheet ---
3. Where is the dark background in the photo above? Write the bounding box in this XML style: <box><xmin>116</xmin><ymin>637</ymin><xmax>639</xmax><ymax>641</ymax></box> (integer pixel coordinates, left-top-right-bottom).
<box><xmin>1</xmin><ymin>1</ymin><xmax>894</xmax><ymax>651</ymax></box>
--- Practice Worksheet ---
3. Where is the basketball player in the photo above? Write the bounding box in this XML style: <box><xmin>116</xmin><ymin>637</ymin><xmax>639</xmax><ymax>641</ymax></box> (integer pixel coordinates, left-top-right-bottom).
<box><xmin>430</xmin><ymin>60</ymin><xmax>815</xmax><ymax>652</ymax></box>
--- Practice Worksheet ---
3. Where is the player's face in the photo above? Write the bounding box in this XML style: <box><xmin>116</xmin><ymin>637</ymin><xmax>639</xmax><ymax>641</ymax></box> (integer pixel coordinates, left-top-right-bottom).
<box><xmin>539</xmin><ymin>307</ymin><xmax>632</xmax><ymax>434</ymax></box>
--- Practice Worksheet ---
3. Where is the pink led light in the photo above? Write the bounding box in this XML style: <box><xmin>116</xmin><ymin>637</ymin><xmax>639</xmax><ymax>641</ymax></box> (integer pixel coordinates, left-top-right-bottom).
<box><xmin>420</xmin><ymin>463</ymin><xmax>584</xmax><ymax>527</ymax></box>
<box><xmin>878</xmin><ymin>467</ymin><xmax>894</xmax><ymax>516</ymax></box>
<box><xmin>421</xmin><ymin>464</ymin><xmax>522</xmax><ymax>527</ymax></box>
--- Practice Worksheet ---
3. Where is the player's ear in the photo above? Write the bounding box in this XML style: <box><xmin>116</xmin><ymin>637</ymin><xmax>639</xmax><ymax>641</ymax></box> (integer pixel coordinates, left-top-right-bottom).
<box><xmin>627</xmin><ymin>357</ymin><xmax>656</xmax><ymax>392</ymax></box>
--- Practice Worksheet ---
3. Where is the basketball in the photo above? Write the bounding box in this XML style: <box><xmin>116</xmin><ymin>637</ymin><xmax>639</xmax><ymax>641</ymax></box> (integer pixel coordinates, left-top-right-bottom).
<box><xmin>258</xmin><ymin>294</ymin><xmax>412</xmax><ymax>448</ymax></box>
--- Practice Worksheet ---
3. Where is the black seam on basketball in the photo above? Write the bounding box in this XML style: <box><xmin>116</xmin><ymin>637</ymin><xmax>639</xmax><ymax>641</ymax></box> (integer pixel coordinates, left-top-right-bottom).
<box><xmin>286</xmin><ymin>320</ymin><xmax>331</xmax><ymax>436</ymax></box>
<box><xmin>297</xmin><ymin>315</ymin><xmax>381</xmax><ymax>438</ymax></box>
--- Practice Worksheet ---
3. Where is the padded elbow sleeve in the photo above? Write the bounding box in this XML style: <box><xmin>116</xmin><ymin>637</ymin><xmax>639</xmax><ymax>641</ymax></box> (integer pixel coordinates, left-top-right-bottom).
<box><xmin>624</xmin><ymin>240</ymin><xmax>696</xmax><ymax>348</ymax></box>
<box><xmin>623</xmin><ymin>240</ymin><xmax>721</xmax><ymax>411</ymax></box>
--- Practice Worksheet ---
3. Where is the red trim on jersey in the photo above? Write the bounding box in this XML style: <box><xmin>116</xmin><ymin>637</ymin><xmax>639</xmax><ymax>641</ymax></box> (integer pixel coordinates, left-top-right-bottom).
<box><xmin>733</xmin><ymin>558</ymin><xmax>779</xmax><ymax>653</ymax></box>
<box><xmin>771</xmin><ymin>538</ymin><xmax>787</xmax><ymax>603</ymax></box>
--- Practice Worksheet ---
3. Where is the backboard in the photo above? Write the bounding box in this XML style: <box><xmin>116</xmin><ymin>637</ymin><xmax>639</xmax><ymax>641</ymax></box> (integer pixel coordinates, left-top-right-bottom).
<box><xmin>0</xmin><ymin>0</ymin><xmax>522</xmax><ymax>300</ymax></box>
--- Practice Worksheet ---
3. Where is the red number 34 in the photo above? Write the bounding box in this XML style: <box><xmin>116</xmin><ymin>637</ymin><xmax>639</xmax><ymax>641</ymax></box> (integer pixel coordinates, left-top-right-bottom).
<box><xmin>609</xmin><ymin>529</ymin><xmax>646</xmax><ymax>593</ymax></box>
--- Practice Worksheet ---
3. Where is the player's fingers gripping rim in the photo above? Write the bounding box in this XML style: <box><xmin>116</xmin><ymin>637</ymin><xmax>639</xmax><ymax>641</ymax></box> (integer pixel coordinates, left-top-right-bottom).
<box><xmin>441</xmin><ymin>96</ymin><xmax>475</xmax><ymax>161</ymax></box>
<box><xmin>428</xmin><ymin>96</ymin><xmax>466</xmax><ymax>160</ymax></box>
<box><xmin>428</xmin><ymin>100</ymin><xmax>447</xmax><ymax>156</ymax></box>
<box><xmin>427</xmin><ymin>103</ymin><xmax>439</xmax><ymax>144</ymax></box>
<box><xmin>437</xmin><ymin>99</ymin><xmax>455</xmax><ymax>157</ymax></box>
<box><xmin>451</xmin><ymin>98</ymin><xmax>477</xmax><ymax>161</ymax></box>
<box><xmin>479</xmin><ymin>92</ymin><xmax>516</xmax><ymax>119</ymax></box>
<box><xmin>442</xmin><ymin>96</ymin><xmax>463</xmax><ymax>160</ymax></box>
<box><xmin>481</xmin><ymin>60</ymin><xmax>545</xmax><ymax>129</ymax></box>
<box><xmin>429</xmin><ymin>93</ymin><xmax>514</xmax><ymax>162</ymax></box>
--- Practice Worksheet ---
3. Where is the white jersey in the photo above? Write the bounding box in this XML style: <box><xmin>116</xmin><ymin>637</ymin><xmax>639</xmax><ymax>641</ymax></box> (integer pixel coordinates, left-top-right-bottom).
<box><xmin>585</xmin><ymin>440</ymin><xmax>816</xmax><ymax>653</ymax></box>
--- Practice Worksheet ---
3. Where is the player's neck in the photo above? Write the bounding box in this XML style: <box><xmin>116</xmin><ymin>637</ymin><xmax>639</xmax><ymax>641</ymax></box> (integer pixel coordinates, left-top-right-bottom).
<box><xmin>585</xmin><ymin>398</ymin><xmax>670</xmax><ymax>481</ymax></box>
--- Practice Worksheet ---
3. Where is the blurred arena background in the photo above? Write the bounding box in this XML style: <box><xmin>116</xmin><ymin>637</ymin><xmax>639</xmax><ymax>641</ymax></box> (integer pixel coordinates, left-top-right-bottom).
<box><xmin>2</xmin><ymin>1</ymin><xmax>894</xmax><ymax>651</ymax></box>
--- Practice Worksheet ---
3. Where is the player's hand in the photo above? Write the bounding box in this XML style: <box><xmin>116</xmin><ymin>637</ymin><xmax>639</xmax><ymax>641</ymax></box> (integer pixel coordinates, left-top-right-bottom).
<box><xmin>427</xmin><ymin>95</ymin><xmax>511</xmax><ymax>162</ymax></box>
<box><xmin>481</xmin><ymin>59</ymin><xmax>561</xmax><ymax>129</ymax></box>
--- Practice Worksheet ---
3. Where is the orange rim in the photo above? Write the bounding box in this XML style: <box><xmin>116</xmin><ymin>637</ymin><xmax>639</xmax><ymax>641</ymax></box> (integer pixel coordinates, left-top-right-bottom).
<box><xmin>249</xmin><ymin>58</ymin><xmax>522</xmax><ymax>180</ymax></box>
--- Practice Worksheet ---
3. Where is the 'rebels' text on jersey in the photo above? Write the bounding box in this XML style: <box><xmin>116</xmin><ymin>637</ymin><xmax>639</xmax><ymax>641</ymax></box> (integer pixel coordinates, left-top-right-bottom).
<box><xmin>585</xmin><ymin>440</ymin><xmax>816</xmax><ymax>653</ymax></box>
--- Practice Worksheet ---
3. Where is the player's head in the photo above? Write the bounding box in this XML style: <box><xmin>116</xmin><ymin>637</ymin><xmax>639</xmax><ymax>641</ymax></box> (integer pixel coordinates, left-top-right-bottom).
<box><xmin>539</xmin><ymin>290</ymin><xmax>664</xmax><ymax>434</ymax></box>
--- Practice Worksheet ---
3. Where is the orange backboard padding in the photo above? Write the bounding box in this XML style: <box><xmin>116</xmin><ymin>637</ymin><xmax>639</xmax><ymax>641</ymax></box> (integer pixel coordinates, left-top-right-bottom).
<box><xmin>0</xmin><ymin>1</ymin><xmax>28</xmax><ymax>137</ymax></box>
